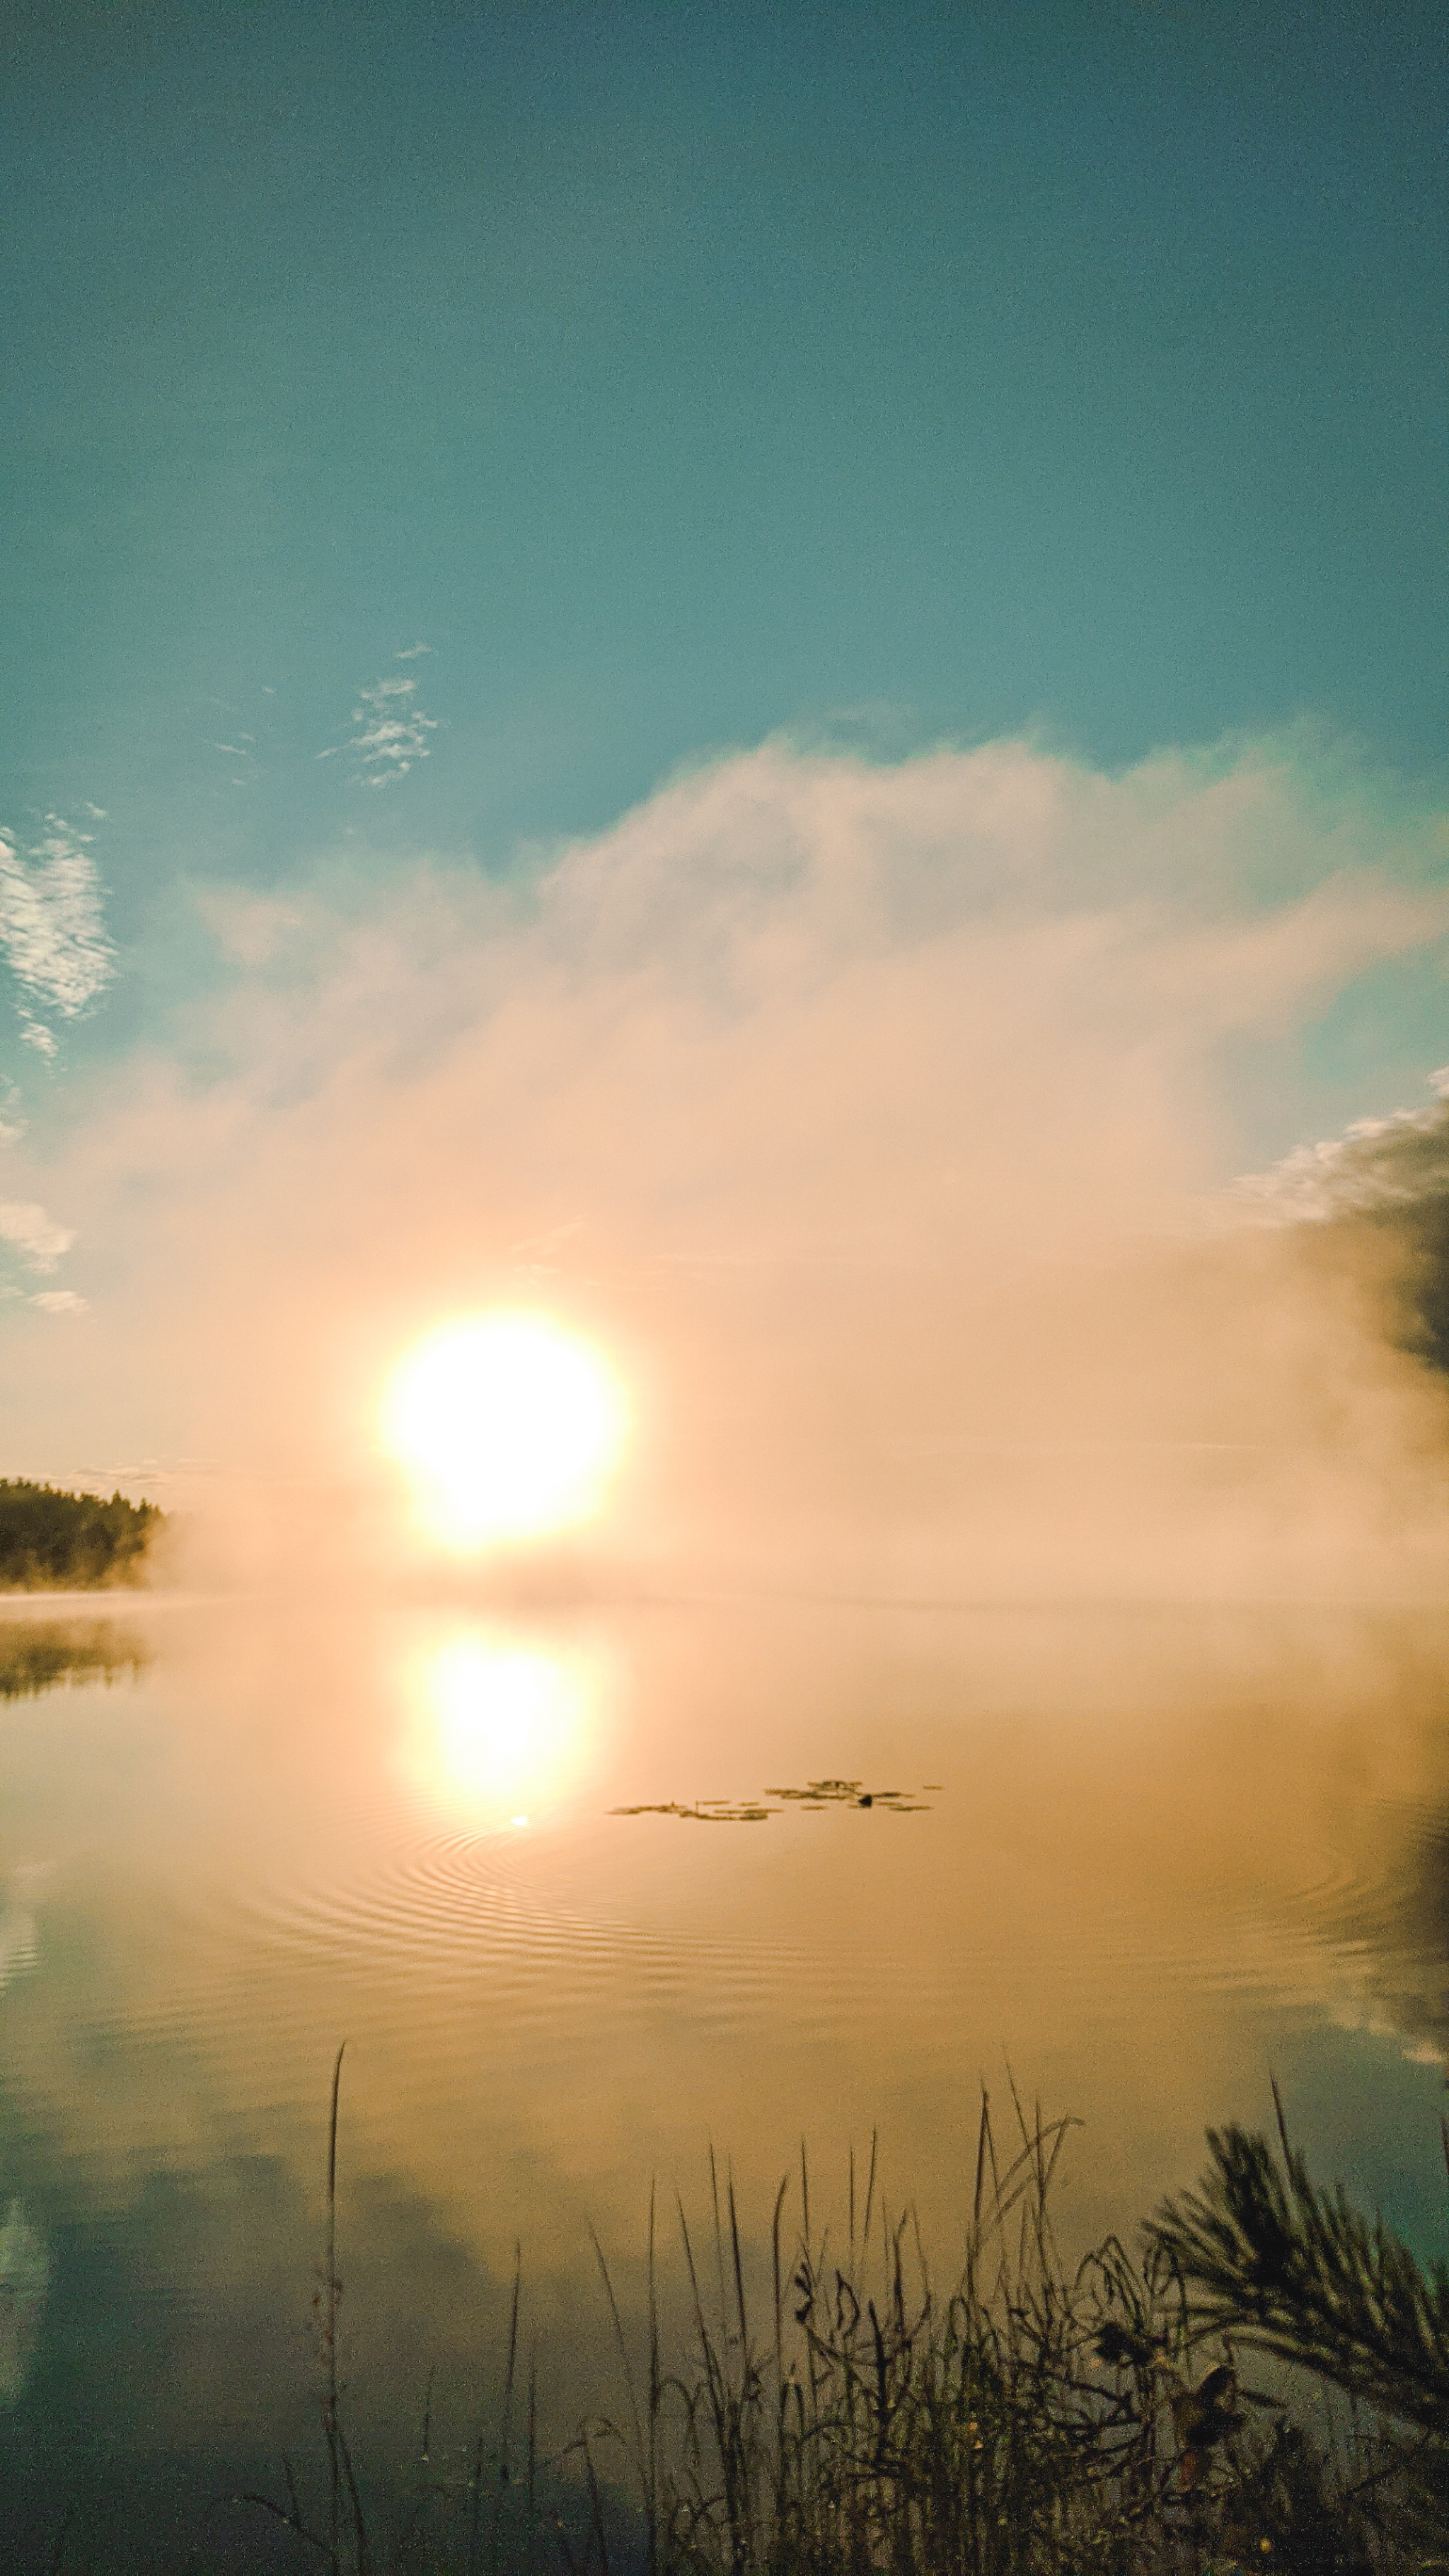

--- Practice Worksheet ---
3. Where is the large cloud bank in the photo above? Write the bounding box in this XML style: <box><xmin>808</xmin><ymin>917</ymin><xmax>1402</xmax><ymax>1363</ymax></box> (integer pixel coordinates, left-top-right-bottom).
<box><xmin>6</xmin><ymin>734</ymin><xmax>1449</xmax><ymax>1596</ymax></box>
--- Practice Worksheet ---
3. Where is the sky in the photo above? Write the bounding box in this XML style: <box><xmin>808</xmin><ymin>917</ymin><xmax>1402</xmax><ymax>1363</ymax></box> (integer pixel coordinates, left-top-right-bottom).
<box><xmin>1</xmin><ymin>0</ymin><xmax>1447</xmax><ymax>1580</ymax></box>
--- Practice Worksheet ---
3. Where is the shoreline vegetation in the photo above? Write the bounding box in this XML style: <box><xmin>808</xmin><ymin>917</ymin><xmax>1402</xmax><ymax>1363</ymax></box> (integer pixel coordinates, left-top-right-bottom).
<box><xmin>0</xmin><ymin>1480</ymin><xmax>164</xmax><ymax>1592</ymax></box>
<box><xmin>220</xmin><ymin>2074</ymin><xmax>1449</xmax><ymax>2576</ymax></box>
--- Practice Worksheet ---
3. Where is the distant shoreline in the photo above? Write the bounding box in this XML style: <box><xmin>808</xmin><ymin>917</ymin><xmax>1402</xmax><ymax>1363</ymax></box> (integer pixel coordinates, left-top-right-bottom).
<box><xmin>0</xmin><ymin>1479</ymin><xmax>166</xmax><ymax>1594</ymax></box>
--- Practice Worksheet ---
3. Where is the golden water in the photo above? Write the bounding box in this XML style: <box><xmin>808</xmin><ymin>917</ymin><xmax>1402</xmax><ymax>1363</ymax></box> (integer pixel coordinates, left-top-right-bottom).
<box><xmin>1</xmin><ymin>1592</ymin><xmax>1447</xmax><ymax>2543</ymax></box>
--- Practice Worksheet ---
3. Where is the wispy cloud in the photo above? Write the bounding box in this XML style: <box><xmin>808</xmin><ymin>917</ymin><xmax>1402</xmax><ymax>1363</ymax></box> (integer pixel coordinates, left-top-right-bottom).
<box><xmin>347</xmin><ymin>674</ymin><xmax>438</xmax><ymax>786</ymax></box>
<box><xmin>0</xmin><ymin>816</ymin><xmax>116</xmax><ymax>1051</ymax></box>
<box><xmin>205</xmin><ymin>731</ymin><xmax>255</xmax><ymax>789</ymax></box>
<box><xmin>30</xmin><ymin>1288</ymin><xmax>86</xmax><ymax>1315</ymax></box>
<box><xmin>395</xmin><ymin>641</ymin><xmax>432</xmax><ymax>660</ymax></box>
<box><xmin>0</xmin><ymin>1201</ymin><xmax>74</xmax><ymax>1273</ymax></box>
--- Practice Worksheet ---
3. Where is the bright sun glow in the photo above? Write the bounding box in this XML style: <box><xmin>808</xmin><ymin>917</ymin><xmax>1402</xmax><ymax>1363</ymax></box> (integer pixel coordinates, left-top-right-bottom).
<box><xmin>382</xmin><ymin>1312</ymin><xmax>629</xmax><ymax>1549</ymax></box>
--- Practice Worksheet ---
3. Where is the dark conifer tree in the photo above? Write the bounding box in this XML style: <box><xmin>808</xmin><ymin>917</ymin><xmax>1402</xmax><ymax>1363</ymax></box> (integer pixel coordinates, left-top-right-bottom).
<box><xmin>0</xmin><ymin>1480</ymin><xmax>163</xmax><ymax>1588</ymax></box>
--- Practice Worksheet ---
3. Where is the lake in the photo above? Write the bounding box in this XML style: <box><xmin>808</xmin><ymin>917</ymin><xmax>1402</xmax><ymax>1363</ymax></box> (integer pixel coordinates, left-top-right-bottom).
<box><xmin>2</xmin><ymin>1590</ymin><xmax>1448</xmax><ymax>2565</ymax></box>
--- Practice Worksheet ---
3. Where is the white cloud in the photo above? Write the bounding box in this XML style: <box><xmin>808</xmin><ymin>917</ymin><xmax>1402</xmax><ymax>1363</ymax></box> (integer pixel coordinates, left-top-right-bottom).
<box><xmin>0</xmin><ymin>816</ymin><xmax>116</xmax><ymax>1043</ymax></box>
<box><xmin>0</xmin><ymin>1201</ymin><xmax>74</xmax><ymax>1272</ymax></box>
<box><xmin>9</xmin><ymin>732</ymin><xmax>1449</xmax><ymax>1601</ymax></box>
<box><xmin>395</xmin><ymin>641</ymin><xmax>432</xmax><ymax>660</ymax></box>
<box><xmin>1238</xmin><ymin>1083</ymin><xmax>1449</xmax><ymax>1223</ymax></box>
<box><xmin>348</xmin><ymin>675</ymin><xmax>437</xmax><ymax>786</ymax></box>
<box><xmin>30</xmin><ymin>1290</ymin><xmax>86</xmax><ymax>1315</ymax></box>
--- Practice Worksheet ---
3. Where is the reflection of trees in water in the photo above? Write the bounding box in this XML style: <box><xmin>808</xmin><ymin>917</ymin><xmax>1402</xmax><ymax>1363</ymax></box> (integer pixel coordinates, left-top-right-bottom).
<box><xmin>0</xmin><ymin>1620</ymin><xmax>149</xmax><ymax>1702</ymax></box>
<box><xmin>1382</xmin><ymin>1813</ymin><xmax>1449</xmax><ymax>2054</ymax></box>
<box><xmin>1399</xmin><ymin>1814</ymin><xmax>1449</xmax><ymax>1960</ymax></box>
<box><xmin>1320</xmin><ymin>1803</ymin><xmax>1449</xmax><ymax>2063</ymax></box>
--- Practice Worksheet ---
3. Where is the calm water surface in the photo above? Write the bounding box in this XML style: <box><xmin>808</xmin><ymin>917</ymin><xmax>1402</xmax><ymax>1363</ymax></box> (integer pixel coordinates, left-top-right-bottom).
<box><xmin>2</xmin><ymin>1592</ymin><xmax>1448</xmax><ymax>2560</ymax></box>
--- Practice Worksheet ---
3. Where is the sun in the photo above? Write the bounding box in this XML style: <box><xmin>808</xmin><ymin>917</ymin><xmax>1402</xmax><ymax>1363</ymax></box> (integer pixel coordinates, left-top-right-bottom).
<box><xmin>382</xmin><ymin>1312</ymin><xmax>629</xmax><ymax>1549</ymax></box>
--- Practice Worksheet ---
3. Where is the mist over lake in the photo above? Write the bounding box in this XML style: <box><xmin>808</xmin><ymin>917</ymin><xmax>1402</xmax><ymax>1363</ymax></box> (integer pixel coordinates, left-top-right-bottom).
<box><xmin>2</xmin><ymin>1586</ymin><xmax>1449</xmax><ymax>2562</ymax></box>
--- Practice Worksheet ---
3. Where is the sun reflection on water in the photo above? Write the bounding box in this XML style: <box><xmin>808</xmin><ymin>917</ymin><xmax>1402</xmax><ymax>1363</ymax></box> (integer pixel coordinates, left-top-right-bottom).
<box><xmin>405</xmin><ymin>1629</ymin><xmax>599</xmax><ymax>1823</ymax></box>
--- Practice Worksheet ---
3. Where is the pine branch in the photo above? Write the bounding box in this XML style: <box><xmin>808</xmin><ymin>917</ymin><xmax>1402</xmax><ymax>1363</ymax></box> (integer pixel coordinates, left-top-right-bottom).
<box><xmin>1147</xmin><ymin>2091</ymin><xmax>1449</xmax><ymax>2439</ymax></box>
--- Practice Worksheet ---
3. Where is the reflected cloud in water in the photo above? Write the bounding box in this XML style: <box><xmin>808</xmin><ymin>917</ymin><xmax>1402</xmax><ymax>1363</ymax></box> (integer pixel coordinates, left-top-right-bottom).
<box><xmin>401</xmin><ymin>1627</ymin><xmax>605</xmax><ymax>1825</ymax></box>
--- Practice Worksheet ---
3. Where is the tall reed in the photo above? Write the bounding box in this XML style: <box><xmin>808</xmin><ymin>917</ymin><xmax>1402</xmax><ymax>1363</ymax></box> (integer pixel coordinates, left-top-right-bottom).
<box><xmin>236</xmin><ymin>2072</ymin><xmax>1402</xmax><ymax>2575</ymax></box>
<box><xmin>572</xmin><ymin>2085</ymin><xmax>1379</xmax><ymax>2575</ymax></box>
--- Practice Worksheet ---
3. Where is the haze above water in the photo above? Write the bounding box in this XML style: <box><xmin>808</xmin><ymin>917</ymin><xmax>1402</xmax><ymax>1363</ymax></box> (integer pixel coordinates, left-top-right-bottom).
<box><xmin>4</xmin><ymin>1588</ymin><xmax>1449</xmax><ymax>2545</ymax></box>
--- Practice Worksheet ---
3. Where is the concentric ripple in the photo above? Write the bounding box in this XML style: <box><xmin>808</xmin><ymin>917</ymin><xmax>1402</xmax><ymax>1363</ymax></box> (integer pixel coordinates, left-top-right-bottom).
<box><xmin>190</xmin><ymin>1818</ymin><xmax>828</xmax><ymax>2021</ymax></box>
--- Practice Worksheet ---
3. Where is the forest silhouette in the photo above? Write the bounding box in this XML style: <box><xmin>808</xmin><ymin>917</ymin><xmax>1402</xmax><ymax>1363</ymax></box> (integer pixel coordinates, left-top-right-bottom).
<box><xmin>0</xmin><ymin>1480</ymin><xmax>163</xmax><ymax>1589</ymax></box>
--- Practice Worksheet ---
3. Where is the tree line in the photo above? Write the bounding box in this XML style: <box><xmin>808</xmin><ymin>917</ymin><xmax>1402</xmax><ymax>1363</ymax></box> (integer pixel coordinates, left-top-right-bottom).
<box><xmin>0</xmin><ymin>1479</ymin><xmax>165</xmax><ymax>1588</ymax></box>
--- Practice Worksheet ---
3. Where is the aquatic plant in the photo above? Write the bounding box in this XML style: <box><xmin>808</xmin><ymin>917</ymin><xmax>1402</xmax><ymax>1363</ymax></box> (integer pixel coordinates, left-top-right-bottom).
<box><xmin>611</xmin><ymin>1779</ymin><xmax>934</xmax><ymax>1823</ymax></box>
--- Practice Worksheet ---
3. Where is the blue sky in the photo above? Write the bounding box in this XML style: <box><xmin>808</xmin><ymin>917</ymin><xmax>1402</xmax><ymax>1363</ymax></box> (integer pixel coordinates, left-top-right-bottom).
<box><xmin>1</xmin><ymin>0</ymin><xmax>1447</xmax><ymax>1522</ymax></box>
<box><xmin>5</xmin><ymin>1</ymin><xmax>1443</xmax><ymax>906</ymax></box>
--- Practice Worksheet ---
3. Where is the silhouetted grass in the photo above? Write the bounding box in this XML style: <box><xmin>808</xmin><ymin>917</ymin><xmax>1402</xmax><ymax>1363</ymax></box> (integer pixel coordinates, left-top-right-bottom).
<box><xmin>220</xmin><ymin>2072</ymin><xmax>1441</xmax><ymax>2576</ymax></box>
